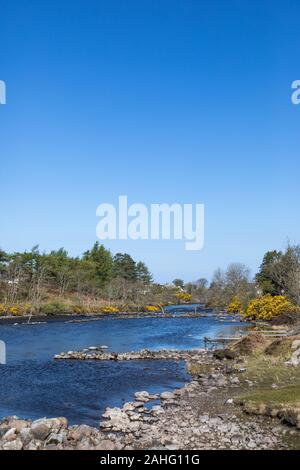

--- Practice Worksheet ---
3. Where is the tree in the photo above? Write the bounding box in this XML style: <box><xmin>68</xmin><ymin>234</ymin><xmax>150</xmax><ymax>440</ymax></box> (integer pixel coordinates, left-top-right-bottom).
<box><xmin>112</xmin><ymin>253</ymin><xmax>137</xmax><ymax>281</ymax></box>
<box><xmin>256</xmin><ymin>245</ymin><xmax>300</xmax><ymax>305</ymax></box>
<box><xmin>207</xmin><ymin>264</ymin><xmax>254</xmax><ymax>309</ymax></box>
<box><xmin>256</xmin><ymin>250</ymin><xmax>282</xmax><ymax>295</ymax></box>
<box><xmin>271</xmin><ymin>245</ymin><xmax>300</xmax><ymax>305</ymax></box>
<box><xmin>225</xmin><ymin>263</ymin><xmax>251</xmax><ymax>299</ymax></box>
<box><xmin>172</xmin><ymin>279</ymin><xmax>184</xmax><ymax>289</ymax></box>
<box><xmin>0</xmin><ymin>243</ymin><xmax>156</xmax><ymax>309</ymax></box>
<box><xmin>136</xmin><ymin>261</ymin><xmax>153</xmax><ymax>284</ymax></box>
<box><xmin>72</xmin><ymin>258</ymin><xmax>98</xmax><ymax>299</ymax></box>
<box><xmin>5</xmin><ymin>246</ymin><xmax>49</xmax><ymax>308</ymax></box>
<box><xmin>224</xmin><ymin>263</ymin><xmax>255</xmax><ymax>309</ymax></box>
<box><xmin>184</xmin><ymin>278</ymin><xmax>208</xmax><ymax>303</ymax></box>
<box><xmin>83</xmin><ymin>242</ymin><xmax>113</xmax><ymax>287</ymax></box>
<box><xmin>0</xmin><ymin>249</ymin><xmax>8</xmax><ymax>288</ymax></box>
<box><xmin>44</xmin><ymin>248</ymin><xmax>72</xmax><ymax>295</ymax></box>
<box><xmin>207</xmin><ymin>268</ymin><xmax>226</xmax><ymax>308</ymax></box>
<box><xmin>196</xmin><ymin>278</ymin><xmax>208</xmax><ymax>289</ymax></box>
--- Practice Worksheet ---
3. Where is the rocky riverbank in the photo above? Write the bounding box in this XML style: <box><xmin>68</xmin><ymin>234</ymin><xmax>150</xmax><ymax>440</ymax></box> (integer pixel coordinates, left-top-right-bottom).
<box><xmin>0</xmin><ymin>369</ymin><xmax>296</xmax><ymax>450</ymax></box>
<box><xmin>1</xmin><ymin>337</ymin><xmax>300</xmax><ymax>450</ymax></box>
<box><xmin>0</xmin><ymin>310</ymin><xmax>236</xmax><ymax>324</ymax></box>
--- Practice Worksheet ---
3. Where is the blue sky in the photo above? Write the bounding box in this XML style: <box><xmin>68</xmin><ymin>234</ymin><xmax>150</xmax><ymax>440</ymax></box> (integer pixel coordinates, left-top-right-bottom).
<box><xmin>0</xmin><ymin>0</ymin><xmax>299</xmax><ymax>283</ymax></box>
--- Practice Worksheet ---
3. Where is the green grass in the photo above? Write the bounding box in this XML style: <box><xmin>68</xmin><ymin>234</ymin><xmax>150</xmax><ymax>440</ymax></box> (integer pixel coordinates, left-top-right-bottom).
<box><xmin>241</xmin><ymin>356</ymin><xmax>299</xmax><ymax>387</ymax></box>
<box><xmin>237</xmin><ymin>344</ymin><xmax>300</xmax><ymax>420</ymax></box>
<box><xmin>241</xmin><ymin>385</ymin><xmax>300</xmax><ymax>405</ymax></box>
<box><xmin>237</xmin><ymin>338</ymin><xmax>300</xmax><ymax>390</ymax></box>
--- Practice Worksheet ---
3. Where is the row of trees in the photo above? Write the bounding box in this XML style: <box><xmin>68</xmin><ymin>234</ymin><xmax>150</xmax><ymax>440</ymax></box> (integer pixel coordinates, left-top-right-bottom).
<box><xmin>0</xmin><ymin>242</ymin><xmax>153</xmax><ymax>308</ymax></box>
<box><xmin>171</xmin><ymin>244</ymin><xmax>300</xmax><ymax>311</ymax></box>
<box><xmin>1</xmin><ymin>241</ymin><xmax>299</xmax><ymax>315</ymax></box>
<box><xmin>171</xmin><ymin>262</ymin><xmax>255</xmax><ymax>309</ymax></box>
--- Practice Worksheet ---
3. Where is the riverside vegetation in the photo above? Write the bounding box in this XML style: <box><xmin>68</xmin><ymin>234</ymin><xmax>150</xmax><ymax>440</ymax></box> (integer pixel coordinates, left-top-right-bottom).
<box><xmin>1</xmin><ymin>242</ymin><xmax>300</xmax><ymax>322</ymax></box>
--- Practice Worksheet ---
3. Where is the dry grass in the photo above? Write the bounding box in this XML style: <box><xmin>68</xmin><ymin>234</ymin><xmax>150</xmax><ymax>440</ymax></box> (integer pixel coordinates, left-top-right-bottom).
<box><xmin>264</xmin><ymin>338</ymin><xmax>294</xmax><ymax>358</ymax></box>
<box><xmin>237</xmin><ymin>336</ymin><xmax>300</xmax><ymax>431</ymax></box>
<box><xmin>231</xmin><ymin>332</ymin><xmax>270</xmax><ymax>356</ymax></box>
<box><xmin>187</xmin><ymin>362</ymin><xmax>216</xmax><ymax>376</ymax></box>
<box><xmin>239</xmin><ymin>348</ymin><xmax>300</xmax><ymax>390</ymax></box>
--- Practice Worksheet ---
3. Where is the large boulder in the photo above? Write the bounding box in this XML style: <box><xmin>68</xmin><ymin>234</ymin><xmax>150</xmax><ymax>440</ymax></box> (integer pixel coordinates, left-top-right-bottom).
<box><xmin>2</xmin><ymin>438</ymin><xmax>23</xmax><ymax>450</ymax></box>
<box><xmin>19</xmin><ymin>427</ymin><xmax>34</xmax><ymax>445</ymax></box>
<box><xmin>160</xmin><ymin>391</ymin><xmax>174</xmax><ymax>400</ymax></box>
<box><xmin>1</xmin><ymin>427</ymin><xmax>17</xmax><ymax>442</ymax></box>
<box><xmin>31</xmin><ymin>422</ymin><xmax>51</xmax><ymax>441</ymax></box>
<box><xmin>134</xmin><ymin>391</ymin><xmax>150</xmax><ymax>402</ymax></box>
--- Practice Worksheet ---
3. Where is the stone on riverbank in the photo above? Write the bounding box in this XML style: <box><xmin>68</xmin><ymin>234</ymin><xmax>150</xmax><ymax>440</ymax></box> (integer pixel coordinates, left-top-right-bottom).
<box><xmin>54</xmin><ymin>347</ymin><xmax>207</xmax><ymax>362</ymax></box>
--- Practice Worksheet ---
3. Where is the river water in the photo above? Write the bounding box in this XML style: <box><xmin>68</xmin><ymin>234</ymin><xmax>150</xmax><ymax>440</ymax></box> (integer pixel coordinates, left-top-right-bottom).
<box><xmin>0</xmin><ymin>314</ymin><xmax>248</xmax><ymax>426</ymax></box>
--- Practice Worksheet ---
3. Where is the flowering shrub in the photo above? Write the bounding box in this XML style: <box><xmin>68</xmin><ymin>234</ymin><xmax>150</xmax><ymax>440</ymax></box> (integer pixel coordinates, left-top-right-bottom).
<box><xmin>9</xmin><ymin>305</ymin><xmax>21</xmax><ymax>316</ymax></box>
<box><xmin>86</xmin><ymin>305</ymin><xmax>101</xmax><ymax>313</ymax></box>
<box><xmin>0</xmin><ymin>303</ymin><xmax>33</xmax><ymax>316</ymax></box>
<box><xmin>228</xmin><ymin>296</ymin><xmax>243</xmax><ymax>314</ymax></box>
<box><xmin>101</xmin><ymin>305</ymin><xmax>119</xmax><ymax>313</ymax></box>
<box><xmin>23</xmin><ymin>303</ymin><xmax>32</xmax><ymax>313</ymax></box>
<box><xmin>73</xmin><ymin>305</ymin><xmax>84</xmax><ymax>314</ymax></box>
<box><xmin>175</xmin><ymin>292</ymin><xmax>192</xmax><ymax>302</ymax></box>
<box><xmin>0</xmin><ymin>304</ymin><xmax>7</xmax><ymax>315</ymax></box>
<box><xmin>144</xmin><ymin>305</ymin><xmax>160</xmax><ymax>312</ymax></box>
<box><xmin>244</xmin><ymin>295</ymin><xmax>298</xmax><ymax>320</ymax></box>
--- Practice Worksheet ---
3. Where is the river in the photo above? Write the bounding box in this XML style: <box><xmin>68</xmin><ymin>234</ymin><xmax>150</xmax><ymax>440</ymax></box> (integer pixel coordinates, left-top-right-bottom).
<box><xmin>0</xmin><ymin>314</ymin><xmax>248</xmax><ymax>426</ymax></box>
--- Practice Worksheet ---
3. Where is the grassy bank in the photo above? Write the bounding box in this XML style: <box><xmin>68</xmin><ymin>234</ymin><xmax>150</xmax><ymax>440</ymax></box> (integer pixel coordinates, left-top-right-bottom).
<box><xmin>188</xmin><ymin>330</ymin><xmax>300</xmax><ymax>432</ymax></box>
<box><xmin>229</xmin><ymin>333</ymin><xmax>300</xmax><ymax>429</ymax></box>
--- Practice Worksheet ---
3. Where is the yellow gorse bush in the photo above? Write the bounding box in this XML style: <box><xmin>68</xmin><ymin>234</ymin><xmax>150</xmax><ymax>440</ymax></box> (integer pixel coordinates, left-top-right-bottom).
<box><xmin>73</xmin><ymin>305</ymin><xmax>84</xmax><ymax>314</ymax></box>
<box><xmin>0</xmin><ymin>303</ymin><xmax>34</xmax><ymax>316</ymax></box>
<box><xmin>175</xmin><ymin>292</ymin><xmax>192</xmax><ymax>302</ymax></box>
<box><xmin>144</xmin><ymin>305</ymin><xmax>160</xmax><ymax>312</ymax></box>
<box><xmin>9</xmin><ymin>305</ymin><xmax>21</xmax><ymax>316</ymax></box>
<box><xmin>227</xmin><ymin>296</ymin><xmax>243</xmax><ymax>314</ymax></box>
<box><xmin>244</xmin><ymin>294</ymin><xmax>298</xmax><ymax>320</ymax></box>
<box><xmin>0</xmin><ymin>304</ymin><xmax>7</xmax><ymax>315</ymax></box>
<box><xmin>101</xmin><ymin>305</ymin><xmax>119</xmax><ymax>313</ymax></box>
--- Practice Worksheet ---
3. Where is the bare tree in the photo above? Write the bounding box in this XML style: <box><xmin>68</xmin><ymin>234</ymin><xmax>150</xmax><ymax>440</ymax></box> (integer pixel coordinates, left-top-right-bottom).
<box><xmin>271</xmin><ymin>245</ymin><xmax>300</xmax><ymax>305</ymax></box>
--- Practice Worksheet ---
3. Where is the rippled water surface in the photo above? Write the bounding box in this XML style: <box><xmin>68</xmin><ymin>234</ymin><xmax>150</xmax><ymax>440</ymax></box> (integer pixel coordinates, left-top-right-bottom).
<box><xmin>0</xmin><ymin>315</ymin><xmax>248</xmax><ymax>425</ymax></box>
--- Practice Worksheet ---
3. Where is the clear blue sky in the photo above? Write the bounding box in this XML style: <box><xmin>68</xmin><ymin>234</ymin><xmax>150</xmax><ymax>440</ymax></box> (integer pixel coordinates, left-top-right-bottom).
<box><xmin>1</xmin><ymin>0</ymin><xmax>299</xmax><ymax>283</ymax></box>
